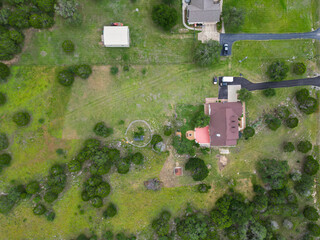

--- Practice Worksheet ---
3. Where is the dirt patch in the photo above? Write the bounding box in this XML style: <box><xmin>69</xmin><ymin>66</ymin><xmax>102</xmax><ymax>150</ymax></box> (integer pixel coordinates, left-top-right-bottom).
<box><xmin>236</xmin><ymin>178</ymin><xmax>253</xmax><ymax>198</ymax></box>
<box><xmin>217</xmin><ymin>154</ymin><xmax>228</xmax><ymax>171</ymax></box>
<box><xmin>62</xmin><ymin>128</ymin><xmax>79</xmax><ymax>140</ymax></box>
<box><xmin>87</xmin><ymin>66</ymin><xmax>112</xmax><ymax>91</ymax></box>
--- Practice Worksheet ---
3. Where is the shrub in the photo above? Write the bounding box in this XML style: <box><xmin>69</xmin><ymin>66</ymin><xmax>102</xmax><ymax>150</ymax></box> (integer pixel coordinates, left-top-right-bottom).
<box><xmin>110</xmin><ymin>66</ymin><xmax>119</xmax><ymax>75</ymax></box>
<box><xmin>9</xmin><ymin>29</ymin><xmax>24</xmax><ymax>44</ymax></box>
<box><xmin>152</xmin><ymin>210</ymin><xmax>171</xmax><ymax>237</ymax></box>
<box><xmin>81</xmin><ymin>190</ymin><xmax>90</xmax><ymax>201</ymax></box>
<box><xmin>68</xmin><ymin>160</ymin><xmax>82</xmax><ymax>172</ymax></box>
<box><xmin>304</xmin><ymin>206</ymin><xmax>319</xmax><ymax>221</ymax></box>
<box><xmin>237</xmin><ymin>88</ymin><xmax>252</xmax><ymax>102</ymax></box>
<box><xmin>297</xmin><ymin>140</ymin><xmax>312</xmax><ymax>153</ymax></box>
<box><xmin>50</xmin><ymin>164</ymin><xmax>65</xmax><ymax>176</ymax></box>
<box><xmin>0</xmin><ymin>133</ymin><xmax>9</xmax><ymax>151</ymax></box>
<box><xmin>0</xmin><ymin>62</ymin><xmax>10</xmax><ymax>81</ymax></box>
<box><xmin>283</xmin><ymin>142</ymin><xmax>295</xmax><ymax>152</ymax></box>
<box><xmin>26</xmin><ymin>181</ymin><xmax>40</xmax><ymax>194</ymax></box>
<box><xmin>55</xmin><ymin>0</ymin><xmax>79</xmax><ymax>18</ymax></box>
<box><xmin>276</xmin><ymin>106</ymin><xmax>291</xmax><ymax>120</ymax></box>
<box><xmin>296</xmin><ymin>88</ymin><xmax>310</xmax><ymax>103</ymax></box>
<box><xmin>93</xmin><ymin>122</ymin><xmax>113</xmax><ymax>138</ymax></box>
<box><xmin>103</xmin><ymin>231</ymin><xmax>114</xmax><ymax>240</ymax></box>
<box><xmin>0</xmin><ymin>153</ymin><xmax>11</xmax><ymax>166</ymax></box>
<box><xmin>185</xmin><ymin>158</ymin><xmax>209</xmax><ymax>181</ymax></box>
<box><xmin>116</xmin><ymin>158</ymin><xmax>130</xmax><ymax>174</ymax></box>
<box><xmin>131</xmin><ymin>152</ymin><xmax>144</xmax><ymax>165</ymax></box>
<box><xmin>172</xmin><ymin>136</ymin><xmax>195</xmax><ymax>156</ymax></box>
<box><xmin>57</xmin><ymin>69</ymin><xmax>74</xmax><ymax>86</ymax></box>
<box><xmin>12</xmin><ymin>111</ymin><xmax>30</xmax><ymax>126</ymax></box>
<box><xmin>8</xmin><ymin>9</ymin><xmax>30</xmax><ymax>29</ymax></box>
<box><xmin>0</xmin><ymin>92</ymin><xmax>6</xmax><ymax>106</ymax></box>
<box><xmin>103</xmin><ymin>203</ymin><xmax>117</xmax><ymax>218</ymax></box>
<box><xmin>303</xmin><ymin>156</ymin><xmax>319</xmax><ymax>175</ymax></box>
<box><xmin>62</xmin><ymin>40</ymin><xmax>75</xmax><ymax>53</ymax></box>
<box><xmin>44</xmin><ymin>191</ymin><xmax>58</xmax><ymax>203</ymax></box>
<box><xmin>75</xmin><ymin>64</ymin><xmax>92</xmax><ymax>79</ymax></box>
<box><xmin>123</xmin><ymin>65</ymin><xmax>129</xmax><ymax>71</ymax></box>
<box><xmin>164</xmin><ymin>126</ymin><xmax>172</xmax><ymax>136</ymax></box>
<box><xmin>308</xmin><ymin>223</ymin><xmax>320</xmax><ymax>236</ymax></box>
<box><xmin>29</xmin><ymin>14</ymin><xmax>54</xmax><ymax>29</ymax></box>
<box><xmin>293</xmin><ymin>62</ymin><xmax>306</xmax><ymax>75</ymax></box>
<box><xmin>222</xmin><ymin>6</ymin><xmax>245</xmax><ymax>32</ymax></box>
<box><xmin>294</xmin><ymin>174</ymin><xmax>313</xmax><ymax>197</ymax></box>
<box><xmin>285</xmin><ymin>117</ymin><xmax>298</xmax><ymax>128</ymax></box>
<box><xmin>298</xmin><ymin>97</ymin><xmax>318</xmax><ymax>115</ymax></box>
<box><xmin>34</xmin><ymin>0</ymin><xmax>55</xmax><ymax>13</ymax></box>
<box><xmin>91</xmin><ymin>196</ymin><xmax>103</xmax><ymax>208</ymax></box>
<box><xmin>33</xmin><ymin>204</ymin><xmax>46</xmax><ymax>215</ymax></box>
<box><xmin>267</xmin><ymin>60</ymin><xmax>289</xmax><ymax>81</ymax></box>
<box><xmin>243</xmin><ymin>127</ymin><xmax>255</xmax><ymax>139</ymax></box>
<box><xmin>197</xmin><ymin>183</ymin><xmax>211</xmax><ymax>193</ymax></box>
<box><xmin>45</xmin><ymin>211</ymin><xmax>56</xmax><ymax>221</ymax></box>
<box><xmin>151</xmin><ymin>4</ymin><xmax>177</xmax><ymax>31</ymax></box>
<box><xmin>265</xmin><ymin>115</ymin><xmax>281</xmax><ymax>131</ymax></box>
<box><xmin>262</xmin><ymin>88</ymin><xmax>276</xmax><ymax>97</ymax></box>
<box><xmin>194</xmin><ymin>40</ymin><xmax>221</xmax><ymax>66</ymax></box>
<box><xmin>151</xmin><ymin>134</ymin><xmax>163</xmax><ymax>147</ymax></box>
<box><xmin>95</xmin><ymin>182</ymin><xmax>111</xmax><ymax>198</ymax></box>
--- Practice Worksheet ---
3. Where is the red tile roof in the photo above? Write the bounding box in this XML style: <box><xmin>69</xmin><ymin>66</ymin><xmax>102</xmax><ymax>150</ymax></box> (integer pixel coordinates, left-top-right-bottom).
<box><xmin>195</xmin><ymin>126</ymin><xmax>210</xmax><ymax>144</ymax></box>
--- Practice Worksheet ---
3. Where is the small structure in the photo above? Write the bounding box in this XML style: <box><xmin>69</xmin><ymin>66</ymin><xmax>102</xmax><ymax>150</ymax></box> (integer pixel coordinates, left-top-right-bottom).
<box><xmin>186</xmin><ymin>130</ymin><xmax>195</xmax><ymax>140</ymax></box>
<box><xmin>187</xmin><ymin>0</ymin><xmax>221</xmax><ymax>25</ymax></box>
<box><xmin>174</xmin><ymin>167</ymin><xmax>183</xmax><ymax>176</ymax></box>
<box><xmin>102</xmin><ymin>26</ymin><xmax>130</xmax><ymax>47</ymax></box>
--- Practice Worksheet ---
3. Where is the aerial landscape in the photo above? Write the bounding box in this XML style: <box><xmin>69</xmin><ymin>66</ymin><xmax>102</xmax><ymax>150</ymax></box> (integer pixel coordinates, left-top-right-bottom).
<box><xmin>0</xmin><ymin>0</ymin><xmax>319</xmax><ymax>239</ymax></box>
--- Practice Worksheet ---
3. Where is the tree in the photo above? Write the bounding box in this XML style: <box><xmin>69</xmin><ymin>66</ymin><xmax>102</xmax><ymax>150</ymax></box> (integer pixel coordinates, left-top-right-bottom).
<box><xmin>0</xmin><ymin>153</ymin><xmax>11</xmax><ymax>167</ymax></box>
<box><xmin>304</xmin><ymin>206</ymin><xmax>319</xmax><ymax>221</ymax></box>
<box><xmin>91</xmin><ymin>196</ymin><xmax>103</xmax><ymax>208</ymax></box>
<box><xmin>176</xmin><ymin>213</ymin><xmax>210</xmax><ymax>240</ymax></box>
<box><xmin>211</xmin><ymin>208</ymin><xmax>232</xmax><ymax>229</ymax></box>
<box><xmin>93</xmin><ymin>122</ymin><xmax>113</xmax><ymax>138</ymax></box>
<box><xmin>237</xmin><ymin>88</ymin><xmax>252</xmax><ymax>102</ymax></box>
<box><xmin>197</xmin><ymin>183</ymin><xmax>211</xmax><ymax>193</ymax></box>
<box><xmin>12</xmin><ymin>111</ymin><xmax>31</xmax><ymax>126</ymax></box>
<box><xmin>103</xmin><ymin>231</ymin><xmax>114</xmax><ymax>240</ymax></box>
<box><xmin>131</xmin><ymin>152</ymin><xmax>144</xmax><ymax>165</ymax></box>
<box><xmin>308</xmin><ymin>223</ymin><xmax>320</xmax><ymax>236</ymax></box>
<box><xmin>29</xmin><ymin>14</ymin><xmax>54</xmax><ymax>29</ymax></box>
<box><xmin>34</xmin><ymin>0</ymin><xmax>55</xmax><ymax>13</ymax></box>
<box><xmin>110</xmin><ymin>66</ymin><xmax>118</xmax><ymax>75</ymax></box>
<box><xmin>45</xmin><ymin>211</ymin><xmax>56</xmax><ymax>221</ymax></box>
<box><xmin>222</xmin><ymin>7</ymin><xmax>245</xmax><ymax>32</ymax></box>
<box><xmin>55</xmin><ymin>0</ymin><xmax>79</xmax><ymax>18</ymax></box>
<box><xmin>75</xmin><ymin>64</ymin><xmax>92</xmax><ymax>79</ymax></box>
<box><xmin>33</xmin><ymin>204</ymin><xmax>46</xmax><ymax>215</ymax></box>
<box><xmin>151</xmin><ymin>4</ymin><xmax>178</xmax><ymax>31</ymax></box>
<box><xmin>0</xmin><ymin>8</ymin><xmax>11</xmax><ymax>26</ymax></box>
<box><xmin>0</xmin><ymin>62</ymin><xmax>10</xmax><ymax>81</ymax></box>
<box><xmin>185</xmin><ymin>158</ymin><xmax>209</xmax><ymax>181</ymax></box>
<box><xmin>103</xmin><ymin>203</ymin><xmax>117</xmax><ymax>218</ymax></box>
<box><xmin>297</xmin><ymin>140</ymin><xmax>312</xmax><ymax>153</ymax></box>
<box><xmin>257</xmin><ymin>159</ymin><xmax>289</xmax><ymax>189</ymax></box>
<box><xmin>252</xmin><ymin>194</ymin><xmax>268</xmax><ymax>212</ymax></box>
<box><xmin>9</xmin><ymin>29</ymin><xmax>24</xmax><ymax>44</ymax></box>
<box><xmin>265</xmin><ymin>115</ymin><xmax>281</xmax><ymax>131</ymax></box>
<box><xmin>116</xmin><ymin>158</ymin><xmax>130</xmax><ymax>174</ymax></box>
<box><xmin>194</xmin><ymin>40</ymin><xmax>221</xmax><ymax>66</ymax></box>
<box><xmin>293</xmin><ymin>62</ymin><xmax>306</xmax><ymax>75</ymax></box>
<box><xmin>26</xmin><ymin>181</ymin><xmax>40</xmax><ymax>194</ymax></box>
<box><xmin>0</xmin><ymin>93</ymin><xmax>6</xmax><ymax>106</ymax></box>
<box><xmin>68</xmin><ymin>160</ymin><xmax>82</xmax><ymax>172</ymax></box>
<box><xmin>8</xmin><ymin>9</ymin><xmax>30</xmax><ymax>29</ymax></box>
<box><xmin>298</xmin><ymin>97</ymin><xmax>318</xmax><ymax>115</ymax></box>
<box><xmin>151</xmin><ymin>134</ymin><xmax>163</xmax><ymax>147</ymax></box>
<box><xmin>62</xmin><ymin>40</ymin><xmax>75</xmax><ymax>53</ymax></box>
<box><xmin>44</xmin><ymin>191</ymin><xmax>58</xmax><ymax>203</ymax></box>
<box><xmin>152</xmin><ymin>210</ymin><xmax>171</xmax><ymax>237</ymax></box>
<box><xmin>267</xmin><ymin>60</ymin><xmax>289</xmax><ymax>81</ymax></box>
<box><xmin>283</xmin><ymin>142</ymin><xmax>295</xmax><ymax>152</ymax></box>
<box><xmin>294</xmin><ymin>173</ymin><xmax>313</xmax><ymax>197</ymax></box>
<box><xmin>192</xmin><ymin>109</ymin><xmax>210</xmax><ymax>127</ymax></box>
<box><xmin>164</xmin><ymin>126</ymin><xmax>172</xmax><ymax>136</ymax></box>
<box><xmin>50</xmin><ymin>164</ymin><xmax>65</xmax><ymax>176</ymax></box>
<box><xmin>172</xmin><ymin>136</ymin><xmax>195</xmax><ymax>156</ymax></box>
<box><xmin>57</xmin><ymin>69</ymin><xmax>74</xmax><ymax>86</ymax></box>
<box><xmin>285</xmin><ymin>117</ymin><xmax>298</xmax><ymax>128</ymax></box>
<box><xmin>0</xmin><ymin>133</ymin><xmax>9</xmax><ymax>151</ymax></box>
<box><xmin>303</xmin><ymin>155</ymin><xmax>319</xmax><ymax>175</ymax></box>
<box><xmin>262</xmin><ymin>88</ymin><xmax>276</xmax><ymax>97</ymax></box>
<box><xmin>243</xmin><ymin>126</ymin><xmax>255</xmax><ymax>139</ymax></box>
<box><xmin>95</xmin><ymin>182</ymin><xmax>111</xmax><ymax>198</ymax></box>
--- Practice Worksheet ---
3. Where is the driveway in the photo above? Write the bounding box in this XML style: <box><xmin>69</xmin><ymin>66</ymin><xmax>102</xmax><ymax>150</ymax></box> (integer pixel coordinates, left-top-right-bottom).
<box><xmin>218</xmin><ymin>76</ymin><xmax>320</xmax><ymax>99</ymax></box>
<box><xmin>220</xmin><ymin>28</ymin><xmax>320</xmax><ymax>55</ymax></box>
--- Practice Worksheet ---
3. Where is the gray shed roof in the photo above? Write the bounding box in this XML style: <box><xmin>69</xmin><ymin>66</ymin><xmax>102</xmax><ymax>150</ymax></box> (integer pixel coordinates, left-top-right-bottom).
<box><xmin>187</xmin><ymin>0</ymin><xmax>221</xmax><ymax>23</ymax></box>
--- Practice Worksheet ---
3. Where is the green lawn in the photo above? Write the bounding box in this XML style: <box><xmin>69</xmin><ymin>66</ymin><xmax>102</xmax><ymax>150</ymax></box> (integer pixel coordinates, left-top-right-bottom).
<box><xmin>224</xmin><ymin>0</ymin><xmax>319</xmax><ymax>33</ymax></box>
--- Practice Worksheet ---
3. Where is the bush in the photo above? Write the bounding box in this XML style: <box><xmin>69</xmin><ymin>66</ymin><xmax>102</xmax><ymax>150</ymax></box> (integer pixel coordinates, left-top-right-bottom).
<box><xmin>0</xmin><ymin>62</ymin><xmax>10</xmax><ymax>81</ymax></box>
<box><xmin>164</xmin><ymin>126</ymin><xmax>172</xmax><ymax>136</ymax></box>
<box><xmin>262</xmin><ymin>88</ymin><xmax>276</xmax><ymax>97</ymax></box>
<box><xmin>93</xmin><ymin>122</ymin><xmax>113</xmax><ymax>138</ymax></box>
<box><xmin>29</xmin><ymin>14</ymin><xmax>54</xmax><ymax>29</ymax></box>
<box><xmin>103</xmin><ymin>231</ymin><xmax>114</xmax><ymax>240</ymax></box>
<box><xmin>131</xmin><ymin>152</ymin><xmax>144</xmax><ymax>165</ymax></box>
<box><xmin>75</xmin><ymin>64</ymin><xmax>92</xmax><ymax>79</ymax></box>
<box><xmin>68</xmin><ymin>160</ymin><xmax>82</xmax><ymax>172</ymax></box>
<box><xmin>298</xmin><ymin>97</ymin><xmax>318</xmax><ymax>115</ymax></box>
<box><xmin>110</xmin><ymin>66</ymin><xmax>118</xmax><ymax>75</ymax></box>
<box><xmin>308</xmin><ymin>223</ymin><xmax>320</xmax><ymax>236</ymax></box>
<box><xmin>81</xmin><ymin>190</ymin><xmax>90</xmax><ymax>201</ymax></box>
<box><xmin>0</xmin><ymin>92</ymin><xmax>6</xmax><ymax>106</ymax></box>
<box><xmin>197</xmin><ymin>183</ymin><xmax>211</xmax><ymax>193</ymax></box>
<box><xmin>276</xmin><ymin>106</ymin><xmax>291</xmax><ymax>120</ymax></box>
<box><xmin>33</xmin><ymin>204</ymin><xmax>46</xmax><ymax>215</ymax></box>
<box><xmin>243</xmin><ymin>127</ymin><xmax>255</xmax><ymax>139</ymax></box>
<box><xmin>296</xmin><ymin>88</ymin><xmax>309</xmax><ymax>103</ymax></box>
<box><xmin>304</xmin><ymin>206</ymin><xmax>319</xmax><ymax>221</ymax></box>
<box><xmin>265</xmin><ymin>115</ymin><xmax>281</xmax><ymax>131</ymax></box>
<box><xmin>283</xmin><ymin>142</ymin><xmax>295</xmax><ymax>152</ymax></box>
<box><xmin>303</xmin><ymin>156</ymin><xmax>319</xmax><ymax>175</ymax></box>
<box><xmin>267</xmin><ymin>60</ymin><xmax>289</xmax><ymax>81</ymax></box>
<box><xmin>91</xmin><ymin>196</ymin><xmax>103</xmax><ymax>208</ymax></box>
<box><xmin>194</xmin><ymin>40</ymin><xmax>221</xmax><ymax>66</ymax></box>
<box><xmin>151</xmin><ymin>134</ymin><xmax>163</xmax><ymax>147</ymax></box>
<box><xmin>44</xmin><ymin>191</ymin><xmax>58</xmax><ymax>203</ymax></box>
<box><xmin>50</xmin><ymin>164</ymin><xmax>65</xmax><ymax>176</ymax></box>
<box><xmin>172</xmin><ymin>136</ymin><xmax>195</xmax><ymax>156</ymax></box>
<box><xmin>293</xmin><ymin>62</ymin><xmax>306</xmax><ymax>75</ymax></box>
<box><xmin>103</xmin><ymin>203</ymin><xmax>117</xmax><ymax>218</ymax></box>
<box><xmin>151</xmin><ymin>4</ymin><xmax>177</xmax><ymax>31</ymax></box>
<box><xmin>285</xmin><ymin>117</ymin><xmax>298</xmax><ymax>128</ymax></box>
<box><xmin>34</xmin><ymin>0</ymin><xmax>55</xmax><ymax>13</ymax></box>
<box><xmin>185</xmin><ymin>158</ymin><xmax>209</xmax><ymax>181</ymax></box>
<box><xmin>26</xmin><ymin>181</ymin><xmax>40</xmax><ymax>194</ymax></box>
<box><xmin>95</xmin><ymin>182</ymin><xmax>111</xmax><ymax>198</ymax></box>
<box><xmin>297</xmin><ymin>140</ymin><xmax>312</xmax><ymax>153</ymax></box>
<box><xmin>55</xmin><ymin>0</ymin><xmax>79</xmax><ymax>18</ymax></box>
<box><xmin>62</xmin><ymin>40</ymin><xmax>75</xmax><ymax>53</ymax></box>
<box><xmin>116</xmin><ymin>158</ymin><xmax>130</xmax><ymax>174</ymax></box>
<box><xmin>57</xmin><ymin>69</ymin><xmax>75</xmax><ymax>86</ymax></box>
<box><xmin>12</xmin><ymin>111</ymin><xmax>30</xmax><ymax>126</ymax></box>
<box><xmin>237</xmin><ymin>88</ymin><xmax>252</xmax><ymax>102</ymax></box>
<box><xmin>123</xmin><ymin>65</ymin><xmax>129</xmax><ymax>71</ymax></box>
<box><xmin>222</xmin><ymin>6</ymin><xmax>245</xmax><ymax>32</ymax></box>
<box><xmin>0</xmin><ymin>153</ymin><xmax>11</xmax><ymax>166</ymax></box>
<box><xmin>9</xmin><ymin>29</ymin><xmax>24</xmax><ymax>44</ymax></box>
<box><xmin>8</xmin><ymin>9</ymin><xmax>30</xmax><ymax>29</ymax></box>
<box><xmin>45</xmin><ymin>211</ymin><xmax>56</xmax><ymax>221</ymax></box>
<box><xmin>152</xmin><ymin>210</ymin><xmax>171</xmax><ymax>237</ymax></box>
<box><xmin>294</xmin><ymin>174</ymin><xmax>313</xmax><ymax>197</ymax></box>
<box><xmin>0</xmin><ymin>133</ymin><xmax>9</xmax><ymax>151</ymax></box>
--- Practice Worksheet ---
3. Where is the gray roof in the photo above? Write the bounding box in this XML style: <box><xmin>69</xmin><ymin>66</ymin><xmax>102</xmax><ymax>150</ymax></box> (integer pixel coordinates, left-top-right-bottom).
<box><xmin>187</xmin><ymin>0</ymin><xmax>221</xmax><ymax>23</ymax></box>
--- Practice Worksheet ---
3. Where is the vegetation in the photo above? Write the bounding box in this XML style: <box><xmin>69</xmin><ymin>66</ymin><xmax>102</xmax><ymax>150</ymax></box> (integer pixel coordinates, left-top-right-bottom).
<box><xmin>185</xmin><ymin>158</ymin><xmax>209</xmax><ymax>181</ymax></box>
<box><xmin>265</xmin><ymin>115</ymin><xmax>281</xmax><ymax>131</ymax></box>
<box><xmin>151</xmin><ymin>4</ymin><xmax>177</xmax><ymax>31</ymax></box>
<box><xmin>103</xmin><ymin>203</ymin><xmax>117</xmax><ymax>218</ymax></box>
<box><xmin>304</xmin><ymin>206</ymin><xmax>319</xmax><ymax>221</ymax></box>
<box><xmin>172</xmin><ymin>136</ymin><xmax>196</xmax><ymax>156</ymax></box>
<box><xmin>262</xmin><ymin>88</ymin><xmax>276</xmax><ymax>97</ymax></box>
<box><xmin>110</xmin><ymin>66</ymin><xmax>119</xmax><ymax>75</ymax></box>
<box><xmin>222</xmin><ymin>6</ymin><xmax>245</xmax><ymax>32</ymax></box>
<box><xmin>283</xmin><ymin>142</ymin><xmax>295</xmax><ymax>152</ymax></box>
<box><xmin>0</xmin><ymin>63</ymin><xmax>10</xmax><ymax>81</ymax></box>
<box><xmin>243</xmin><ymin>126</ymin><xmax>255</xmax><ymax>139</ymax></box>
<box><xmin>292</xmin><ymin>62</ymin><xmax>306</xmax><ymax>75</ymax></box>
<box><xmin>0</xmin><ymin>92</ymin><xmax>7</xmax><ymax>106</ymax></box>
<box><xmin>57</xmin><ymin>69</ymin><xmax>75</xmax><ymax>86</ymax></box>
<box><xmin>267</xmin><ymin>60</ymin><xmax>289</xmax><ymax>81</ymax></box>
<box><xmin>12</xmin><ymin>111</ymin><xmax>31</xmax><ymax>126</ymax></box>
<box><xmin>295</xmin><ymin>89</ymin><xmax>318</xmax><ymax>115</ymax></box>
<box><xmin>62</xmin><ymin>40</ymin><xmax>75</xmax><ymax>53</ymax></box>
<box><xmin>0</xmin><ymin>133</ymin><xmax>9</xmax><ymax>151</ymax></box>
<box><xmin>285</xmin><ymin>117</ymin><xmax>299</xmax><ymax>128</ymax></box>
<box><xmin>151</xmin><ymin>210</ymin><xmax>171</xmax><ymax>237</ymax></box>
<box><xmin>237</xmin><ymin>88</ymin><xmax>252</xmax><ymax>102</ymax></box>
<box><xmin>93</xmin><ymin>122</ymin><xmax>113</xmax><ymax>138</ymax></box>
<box><xmin>75</xmin><ymin>64</ymin><xmax>92</xmax><ymax>79</ymax></box>
<box><xmin>194</xmin><ymin>40</ymin><xmax>221</xmax><ymax>66</ymax></box>
<box><xmin>297</xmin><ymin>140</ymin><xmax>312</xmax><ymax>153</ymax></box>
<box><xmin>303</xmin><ymin>155</ymin><xmax>319</xmax><ymax>175</ymax></box>
<box><xmin>197</xmin><ymin>183</ymin><xmax>211</xmax><ymax>193</ymax></box>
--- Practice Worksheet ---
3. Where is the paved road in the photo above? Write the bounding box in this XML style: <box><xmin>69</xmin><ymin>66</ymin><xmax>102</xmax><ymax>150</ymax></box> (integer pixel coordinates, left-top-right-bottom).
<box><xmin>218</xmin><ymin>76</ymin><xmax>320</xmax><ymax>99</ymax></box>
<box><xmin>220</xmin><ymin>28</ymin><xmax>320</xmax><ymax>55</ymax></box>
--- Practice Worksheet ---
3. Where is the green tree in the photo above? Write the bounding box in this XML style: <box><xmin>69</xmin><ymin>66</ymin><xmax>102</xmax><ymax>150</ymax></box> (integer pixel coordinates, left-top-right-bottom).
<box><xmin>9</xmin><ymin>29</ymin><xmax>24</xmax><ymax>44</ymax></box>
<box><xmin>237</xmin><ymin>88</ymin><xmax>252</xmax><ymax>102</ymax></box>
<box><xmin>296</xmin><ymin>88</ymin><xmax>310</xmax><ymax>103</ymax></box>
<box><xmin>297</xmin><ymin>140</ymin><xmax>312</xmax><ymax>153</ymax></box>
<box><xmin>44</xmin><ymin>191</ymin><xmax>58</xmax><ymax>203</ymax></box>
<box><xmin>151</xmin><ymin>134</ymin><xmax>163</xmax><ymax>146</ymax></box>
<box><xmin>62</xmin><ymin>40</ymin><xmax>75</xmax><ymax>53</ymax></box>
<box><xmin>29</xmin><ymin>14</ymin><xmax>54</xmax><ymax>29</ymax></box>
<box><xmin>283</xmin><ymin>142</ymin><xmax>295</xmax><ymax>152</ymax></box>
<box><xmin>91</xmin><ymin>196</ymin><xmax>103</xmax><ymax>208</ymax></box>
<box><xmin>26</xmin><ymin>181</ymin><xmax>40</xmax><ymax>194</ymax></box>
<box><xmin>152</xmin><ymin>210</ymin><xmax>171</xmax><ymax>237</ymax></box>
<box><xmin>185</xmin><ymin>158</ymin><xmax>209</xmax><ymax>181</ymax></box>
<box><xmin>131</xmin><ymin>152</ymin><xmax>144</xmax><ymax>165</ymax></box>
<box><xmin>172</xmin><ymin>136</ymin><xmax>195</xmax><ymax>156</ymax></box>
<box><xmin>176</xmin><ymin>213</ymin><xmax>210</xmax><ymax>240</ymax></box>
<box><xmin>0</xmin><ymin>62</ymin><xmax>10</xmax><ymax>81</ymax></box>
<box><xmin>151</xmin><ymin>4</ymin><xmax>178</xmax><ymax>31</ymax></box>
<box><xmin>103</xmin><ymin>203</ymin><xmax>117</xmax><ymax>218</ymax></box>
<box><xmin>116</xmin><ymin>157</ymin><xmax>130</xmax><ymax>174</ymax></box>
<box><xmin>267</xmin><ymin>60</ymin><xmax>289</xmax><ymax>81</ymax></box>
<box><xmin>57</xmin><ymin>69</ymin><xmax>74</xmax><ymax>86</ymax></box>
<box><xmin>68</xmin><ymin>159</ymin><xmax>82</xmax><ymax>172</ymax></box>
<box><xmin>95</xmin><ymin>182</ymin><xmax>111</xmax><ymax>198</ymax></box>
<box><xmin>192</xmin><ymin>109</ymin><xmax>210</xmax><ymax>127</ymax></box>
<box><xmin>294</xmin><ymin>173</ymin><xmax>313</xmax><ymax>197</ymax></box>
<box><xmin>110</xmin><ymin>66</ymin><xmax>119</xmax><ymax>75</ymax></box>
<box><xmin>222</xmin><ymin>7</ymin><xmax>245</xmax><ymax>32</ymax></box>
<box><xmin>308</xmin><ymin>223</ymin><xmax>320</xmax><ymax>236</ymax></box>
<box><xmin>93</xmin><ymin>122</ymin><xmax>113</xmax><ymax>138</ymax></box>
<box><xmin>243</xmin><ymin>126</ymin><xmax>255</xmax><ymax>139</ymax></box>
<box><xmin>8</xmin><ymin>9</ymin><xmax>30</xmax><ymax>28</ymax></box>
<box><xmin>0</xmin><ymin>8</ymin><xmax>11</xmax><ymax>26</ymax></box>
<box><xmin>194</xmin><ymin>40</ymin><xmax>221</xmax><ymax>66</ymax></box>
<box><xmin>34</xmin><ymin>0</ymin><xmax>55</xmax><ymax>13</ymax></box>
<box><xmin>262</xmin><ymin>88</ymin><xmax>276</xmax><ymax>97</ymax></box>
<box><xmin>285</xmin><ymin>117</ymin><xmax>298</xmax><ymax>128</ymax></box>
<box><xmin>303</xmin><ymin>155</ymin><xmax>319</xmax><ymax>175</ymax></box>
<box><xmin>0</xmin><ymin>153</ymin><xmax>11</xmax><ymax>167</ymax></box>
<box><xmin>252</xmin><ymin>194</ymin><xmax>268</xmax><ymax>212</ymax></box>
<box><xmin>103</xmin><ymin>231</ymin><xmax>114</xmax><ymax>240</ymax></box>
<box><xmin>197</xmin><ymin>183</ymin><xmax>211</xmax><ymax>193</ymax></box>
<box><xmin>298</xmin><ymin>97</ymin><xmax>318</xmax><ymax>115</ymax></box>
<box><xmin>33</xmin><ymin>204</ymin><xmax>46</xmax><ymax>215</ymax></box>
<box><xmin>12</xmin><ymin>111</ymin><xmax>30</xmax><ymax>126</ymax></box>
<box><xmin>0</xmin><ymin>133</ymin><xmax>9</xmax><ymax>151</ymax></box>
<box><xmin>45</xmin><ymin>210</ymin><xmax>56</xmax><ymax>221</ymax></box>
<box><xmin>304</xmin><ymin>206</ymin><xmax>319</xmax><ymax>221</ymax></box>
<box><xmin>265</xmin><ymin>115</ymin><xmax>281</xmax><ymax>131</ymax></box>
<box><xmin>55</xmin><ymin>0</ymin><xmax>78</xmax><ymax>18</ymax></box>
<box><xmin>75</xmin><ymin>64</ymin><xmax>92</xmax><ymax>79</ymax></box>
<box><xmin>0</xmin><ymin>93</ymin><xmax>6</xmax><ymax>106</ymax></box>
<box><xmin>292</xmin><ymin>62</ymin><xmax>306</xmax><ymax>75</ymax></box>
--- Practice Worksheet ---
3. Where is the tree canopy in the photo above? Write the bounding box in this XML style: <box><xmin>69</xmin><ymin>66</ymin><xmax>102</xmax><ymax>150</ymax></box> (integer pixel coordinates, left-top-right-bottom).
<box><xmin>151</xmin><ymin>4</ymin><xmax>178</xmax><ymax>31</ymax></box>
<box><xmin>194</xmin><ymin>40</ymin><xmax>221</xmax><ymax>66</ymax></box>
<box><xmin>185</xmin><ymin>158</ymin><xmax>209</xmax><ymax>181</ymax></box>
<box><xmin>267</xmin><ymin>60</ymin><xmax>289</xmax><ymax>81</ymax></box>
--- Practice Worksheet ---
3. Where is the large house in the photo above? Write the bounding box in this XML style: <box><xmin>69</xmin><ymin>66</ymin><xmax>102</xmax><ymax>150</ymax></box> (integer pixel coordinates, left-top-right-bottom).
<box><xmin>187</xmin><ymin>0</ymin><xmax>222</xmax><ymax>25</ymax></box>
<box><xmin>190</xmin><ymin>99</ymin><xmax>245</xmax><ymax>147</ymax></box>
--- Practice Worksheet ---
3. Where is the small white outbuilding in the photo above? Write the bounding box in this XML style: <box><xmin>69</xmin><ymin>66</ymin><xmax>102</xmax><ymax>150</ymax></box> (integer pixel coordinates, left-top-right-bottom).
<box><xmin>102</xmin><ymin>26</ymin><xmax>130</xmax><ymax>47</ymax></box>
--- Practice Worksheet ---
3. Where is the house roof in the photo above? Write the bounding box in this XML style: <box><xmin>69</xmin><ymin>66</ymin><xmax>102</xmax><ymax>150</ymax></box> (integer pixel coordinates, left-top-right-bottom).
<box><xmin>187</xmin><ymin>0</ymin><xmax>221</xmax><ymax>23</ymax></box>
<box><xmin>209</xmin><ymin>102</ymin><xmax>243</xmax><ymax>146</ymax></box>
<box><xmin>103</xmin><ymin>26</ymin><xmax>130</xmax><ymax>47</ymax></box>
<box><xmin>195</xmin><ymin>126</ymin><xmax>210</xmax><ymax>144</ymax></box>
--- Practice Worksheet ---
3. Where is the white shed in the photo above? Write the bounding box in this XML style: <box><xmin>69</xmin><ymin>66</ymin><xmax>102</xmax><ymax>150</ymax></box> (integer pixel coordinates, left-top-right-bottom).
<box><xmin>102</xmin><ymin>26</ymin><xmax>130</xmax><ymax>47</ymax></box>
